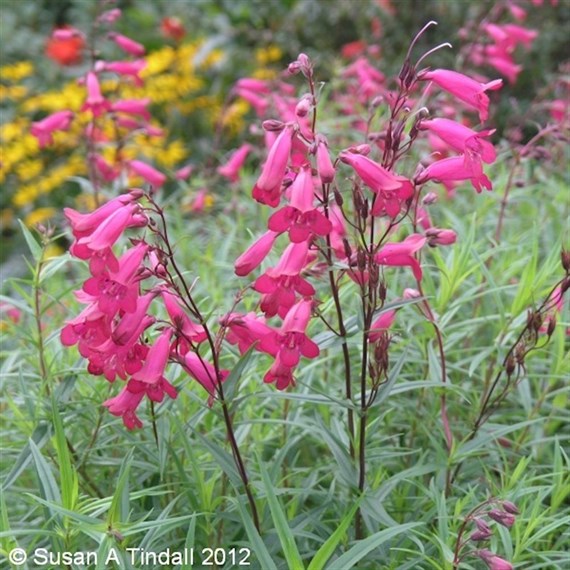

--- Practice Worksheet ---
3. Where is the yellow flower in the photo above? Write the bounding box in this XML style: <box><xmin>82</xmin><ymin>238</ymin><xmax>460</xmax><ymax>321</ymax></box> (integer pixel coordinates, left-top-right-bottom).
<box><xmin>255</xmin><ymin>45</ymin><xmax>283</xmax><ymax>65</ymax></box>
<box><xmin>24</xmin><ymin>207</ymin><xmax>56</xmax><ymax>227</ymax></box>
<box><xmin>0</xmin><ymin>61</ymin><xmax>34</xmax><ymax>81</ymax></box>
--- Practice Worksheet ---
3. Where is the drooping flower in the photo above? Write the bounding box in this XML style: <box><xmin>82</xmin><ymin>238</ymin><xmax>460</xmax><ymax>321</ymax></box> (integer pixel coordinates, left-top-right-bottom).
<box><xmin>252</xmin><ymin>124</ymin><xmax>296</xmax><ymax>207</ymax></box>
<box><xmin>217</xmin><ymin>143</ymin><xmax>252</xmax><ymax>182</ymax></box>
<box><xmin>183</xmin><ymin>352</ymin><xmax>229</xmax><ymax>398</ymax></box>
<box><xmin>235</xmin><ymin>231</ymin><xmax>278</xmax><ymax>276</ymax></box>
<box><xmin>419</xmin><ymin>69</ymin><xmax>502</xmax><ymax>122</ymax></box>
<box><xmin>108</xmin><ymin>32</ymin><xmax>145</xmax><ymax>57</ymax></box>
<box><xmin>416</xmin><ymin>156</ymin><xmax>493</xmax><ymax>193</ymax></box>
<box><xmin>82</xmin><ymin>71</ymin><xmax>111</xmax><ymax>117</ymax></box>
<box><xmin>477</xmin><ymin>550</ymin><xmax>513</xmax><ymax>570</ymax></box>
<box><xmin>375</xmin><ymin>234</ymin><xmax>427</xmax><ymax>280</ymax></box>
<box><xmin>129</xmin><ymin>160</ymin><xmax>166</xmax><ymax>188</ymax></box>
<box><xmin>30</xmin><ymin>110</ymin><xmax>74</xmax><ymax>148</ymax></box>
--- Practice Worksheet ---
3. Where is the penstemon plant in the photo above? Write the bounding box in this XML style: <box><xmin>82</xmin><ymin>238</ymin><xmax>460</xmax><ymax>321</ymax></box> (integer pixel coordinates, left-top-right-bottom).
<box><xmin>45</xmin><ymin>7</ymin><xmax>568</xmax><ymax>566</ymax></box>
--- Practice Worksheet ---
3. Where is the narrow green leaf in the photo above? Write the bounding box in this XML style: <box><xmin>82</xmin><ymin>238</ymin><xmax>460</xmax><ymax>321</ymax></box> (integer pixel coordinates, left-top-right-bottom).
<box><xmin>17</xmin><ymin>219</ymin><xmax>43</xmax><ymax>261</ymax></box>
<box><xmin>224</xmin><ymin>344</ymin><xmax>256</xmax><ymax>402</ymax></box>
<box><xmin>328</xmin><ymin>522</ymin><xmax>420</xmax><ymax>570</ymax></box>
<box><xmin>307</xmin><ymin>499</ymin><xmax>361</xmax><ymax>570</ymax></box>
<box><xmin>107</xmin><ymin>449</ymin><xmax>133</xmax><ymax>526</ymax></box>
<box><xmin>259</xmin><ymin>459</ymin><xmax>304</xmax><ymax>570</ymax></box>
<box><xmin>235</xmin><ymin>498</ymin><xmax>278</xmax><ymax>570</ymax></box>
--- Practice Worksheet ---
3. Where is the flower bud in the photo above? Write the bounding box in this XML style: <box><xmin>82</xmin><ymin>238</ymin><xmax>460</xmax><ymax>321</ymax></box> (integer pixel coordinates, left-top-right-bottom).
<box><xmin>422</xmin><ymin>192</ymin><xmax>438</xmax><ymax>205</ymax></box>
<box><xmin>295</xmin><ymin>94</ymin><xmax>313</xmax><ymax>118</ymax></box>
<box><xmin>488</xmin><ymin>509</ymin><xmax>515</xmax><ymax>528</ymax></box>
<box><xmin>471</xmin><ymin>530</ymin><xmax>493</xmax><ymax>542</ymax></box>
<box><xmin>502</xmin><ymin>501</ymin><xmax>520</xmax><ymax>515</ymax></box>
<box><xmin>403</xmin><ymin>288</ymin><xmax>421</xmax><ymax>299</ymax></box>
<box><xmin>262</xmin><ymin>119</ymin><xmax>285</xmax><ymax>132</ymax></box>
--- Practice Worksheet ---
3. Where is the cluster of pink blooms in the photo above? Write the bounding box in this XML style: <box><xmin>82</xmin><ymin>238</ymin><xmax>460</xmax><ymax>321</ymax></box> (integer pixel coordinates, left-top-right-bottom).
<box><xmin>29</xmin><ymin>6</ymin><xmax>184</xmax><ymax>189</ymax></box>
<box><xmin>223</xmin><ymin>46</ymin><xmax>503</xmax><ymax>389</ymax></box>
<box><xmin>59</xmin><ymin>191</ymin><xmax>228</xmax><ymax>429</ymax></box>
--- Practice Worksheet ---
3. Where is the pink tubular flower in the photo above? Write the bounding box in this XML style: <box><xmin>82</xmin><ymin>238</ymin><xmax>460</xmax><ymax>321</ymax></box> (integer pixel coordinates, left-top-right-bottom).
<box><xmin>339</xmin><ymin>151</ymin><xmax>413</xmax><ymax>217</ymax></box>
<box><xmin>129</xmin><ymin>160</ymin><xmax>166</xmax><ymax>188</ymax></box>
<box><xmin>72</xmin><ymin>204</ymin><xmax>146</xmax><ymax>261</ymax></box>
<box><xmin>477</xmin><ymin>550</ymin><xmax>513</xmax><ymax>570</ymax></box>
<box><xmin>375</xmin><ymin>234</ymin><xmax>427</xmax><ymax>280</ymax></box>
<box><xmin>108</xmin><ymin>32</ymin><xmax>145</xmax><ymax>56</ymax></box>
<box><xmin>161</xmin><ymin>290</ymin><xmax>207</xmax><ymax>353</ymax></box>
<box><xmin>183</xmin><ymin>352</ymin><xmax>229</xmax><ymax>398</ymax></box>
<box><xmin>111</xmin><ymin>98</ymin><xmax>151</xmax><ymax>121</ymax></box>
<box><xmin>416</xmin><ymin>156</ymin><xmax>492</xmax><ymax>193</ymax></box>
<box><xmin>30</xmin><ymin>110</ymin><xmax>74</xmax><ymax>147</ymax></box>
<box><xmin>419</xmin><ymin>118</ymin><xmax>496</xmax><ymax>165</ymax></box>
<box><xmin>100</xmin><ymin>59</ymin><xmax>146</xmax><ymax>85</ymax></box>
<box><xmin>222</xmin><ymin>312</ymin><xmax>274</xmax><ymax>354</ymax></box>
<box><xmin>131</xmin><ymin>328</ymin><xmax>172</xmax><ymax>384</ymax></box>
<box><xmin>263</xmin><ymin>355</ymin><xmax>296</xmax><ymax>390</ymax></box>
<box><xmin>419</xmin><ymin>69</ymin><xmax>502</xmax><ymax>122</ymax></box>
<box><xmin>369</xmin><ymin>310</ymin><xmax>396</xmax><ymax>342</ymax></box>
<box><xmin>259</xmin><ymin>299</ymin><xmax>319</xmax><ymax>368</ymax></box>
<box><xmin>254</xmin><ymin>241</ymin><xmax>315</xmax><ymax>317</ymax></box>
<box><xmin>315</xmin><ymin>135</ymin><xmax>336</xmax><ymax>183</ymax></box>
<box><xmin>268</xmin><ymin>165</ymin><xmax>332</xmax><ymax>242</ymax></box>
<box><xmin>99</xmin><ymin>8</ymin><xmax>122</xmax><ymax>23</ymax></box>
<box><xmin>252</xmin><ymin>124</ymin><xmax>295</xmax><ymax>207</ymax></box>
<box><xmin>82</xmin><ymin>71</ymin><xmax>111</xmax><ymax>117</ymax></box>
<box><xmin>82</xmin><ymin>243</ymin><xmax>148</xmax><ymax>316</ymax></box>
<box><xmin>175</xmin><ymin>164</ymin><xmax>193</xmax><ymax>180</ymax></box>
<box><xmin>235</xmin><ymin>230</ymin><xmax>278</xmax><ymax>276</ymax></box>
<box><xmin>217</xmin><ymin>143</ymin><xmax>252</xmax><ymax>182</ymax></box>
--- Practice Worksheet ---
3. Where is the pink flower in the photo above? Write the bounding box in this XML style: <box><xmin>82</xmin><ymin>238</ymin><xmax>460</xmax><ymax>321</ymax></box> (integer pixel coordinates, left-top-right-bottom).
<box><xmin>375</xmin><ymin>234</ymin><xmax>426</xmax><ymax>280</ymax></box>
<box><xmin>339</xmin><ymin>151</ymin><xmax>413</xmax><ymax>217</ymax></box>
<box><xmin>82</xmin><ymin>243</ymin><xmax>148</xmax><ymax>316</ymax></box>
<box><xmin>263</xmin><ymin>355</ymin><xmax>296</xmax><ymax>390</ymax></box>
<box><xmin>0</xmin><ymin>302</ymin><xmax>21</xmax><ymax>324</ymax></box>
<box><xmin>183</xmin><ymin>352</ymin><xmax>229</xmax><ymax>398</ymax></box>
<box><xmin>217</xmin><ymin>143</ymin><xmax>252</xmax><ymax>182</ymax></box>
<box><xmin>419</xmin><ymin>69</ymin><xmax>502</xmax><ymax>122</ymax></box>
<box><xmin>315</xmin><ymin>135</ymin><xmax>336</xmax><ymax>183</ymax></box>
<box><xmin>416</xmin><ymin>156</ymin><xmax>492</xmax><ymax>193</ymax></box>
<box><xmin>234</xmin><ymin>87</ymin><xmax>269</xmax><ymax>117</ymax></box>
<box><xmin>369</xmin><ymin>310</ymin><xmax>396</xmax><ymax>342</ymax></box>
<box><xmin>268</xmin><ymin>165</ymin><xmax>332</xmax><ymax>242</ymax></box>
<box><xmin>419</xmin><ymin>118</ymin><xmax>496</xmax><ymax>165</ymax></box>
<box><xmin>161</xmin><ymin>290</ymin><xmax>207</xmax><ymax>353</ymax></box>
<box><xmin>254</xmin><ymin>241</ymin><xmax>314</xmax><ymax>317</ymax></box>
<box><xmin>259</xmin><ymin>299</ymin><xmax>319</xmax><ymax>368</ymax></box>
<box><xmin>235</xmin><ymin>230</ymin><xmax>278</xmax><ymax>276</ymax></box>
<box><xmin>108</xmin><ymin>32</ymin><xmax>145</xmax><ymax>57</ymax></box>
<box><xmin>82</xmin><ymin>72</ymin><xmax>111</xmax><ymax>117</ymax></box>
<box><xmin>129</xmin><ymin>160</ymin><xmax>166</xmax><ymax>188</ymax></box>
<box><xmin>175</xmin><ymin>164</ymin><xmax>193</xmax><ymax>180</ymax></box>
<box><xmin>477</xmin><ymin>550</ymin><xmax>513</xmax><ymax>570</ymax></box>
<box><xmin>222</xmin><ymin>312</ymin><xmax>274</xmax><ymax>354</ymax></box>
<box><xmin>99</xmin><ymin>59</ymin><xmax>146</xmax><ymax>85</ymax></box>
<box><xmin>131</xmin><ymin>328</ymin><xmax>172</xmax><ymax>384</ymax></box>
<box><xmin>252</xmin><ymin>124</ymin><xmax>295</xmax><ymax>207</ymax></box>
<box><xmin>72</xmin><ymin>204</ymin><xmax>146</xmax><ymax>261</ymax></box>
<box><xmin>92</xmin><ymin>154</ymin><xmax>119</xmax><ymax>182</ymax></box>
<box><xmin>111</xmin><ymin>98</ymin><xmax>151</xmax><ymax>121</ymax></box>
<box><xmin>30</xmin><ymin>110</ymin><xmax>74</xmax><ymax>147</ymax></box>
<box><xmin>488</xmin><ymin>509</ymin><xmax>516</xmax><ymax>528</ymax></box>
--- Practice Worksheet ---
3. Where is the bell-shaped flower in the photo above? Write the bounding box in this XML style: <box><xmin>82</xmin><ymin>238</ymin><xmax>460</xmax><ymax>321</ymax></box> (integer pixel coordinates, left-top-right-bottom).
<box><xmin>99</xmin><ymin>59</ymin><xmax>146</xmax><ymax>86</ymax></box>
<box><xmin>234</xmin><ymin>230</ymin><xmax>278</xmax><ymax>276</ymax></box>
<box><xmin>131</xmin><ymin>328</ymin><xmax>172</xmax><ymax>384</ymax></box>
<box><xmin>263</xmin><ymin>355</ymin><xmax>296</xmax><ymax>390</ymax></box>
<box><xmin>217</xmin><ymin>143</ymin><xmax>252</xmax><ymax>182</ymax></box>
<box><xmin>222</xmin><ymin>312</ymin><xmax>274</xmax><ymax>354</ymax></box>
<box><xmin>375</xmin><ymin>234</ymin><xmax>426</xmax><ymax>280</ymax></box>
<box><xmin>31</xmin><ymin>110</ymin><xmax>74</xmax><ymax>147</ymax></box>
<box><xmin>267</xmin><ymin>165</ymin><xmax>332</xmax><ymax>242</ymax></box>
<box><xmin>477</xmin><ymin>550</ymin><xmax>513</xmax><ymax>570</ymax></box>
<box><xmin>315</xmin><ymin>135</ymin><xmax>336</xmax><ymax>183</ymax></box>
<box><xmin>252</xmin><ymin>124</ymin><xmax>295</xmax><ymax>207</ymax></box>
<box><xmin>82</xmin><ymin>71</ymin><xmax>111</xmax><ymax>117</ymax></box>
<box><xmin>108</xmin><ymin>32</ymin><xmax>145</xmax><ymax>56</ymax></box>
<box><xmin>183</xmin><ymin>352</ymin><xmax>229</xmax><ymax>398</ymax></box>
<box><xmin>111</xmin><ymin>98</ymin><xmax>151</xmax><ymax>121</ymax></box>
<box><xmin>369</xmin><ymin>310</ymin><xmax>396</xmax><ymax>342</ymax></box>
<box><xmin>419</xmin><ymin>69</ymin><xmax>502</xmax><ymax>122</ymax></box>
<box><xmin>259</xmin><ymin>299</ymin><xmax>319</xmax><ymax>367</ymax></box>
<box><xmin>161</xmin><ymin>290</ymin><xmax>207</xmax><ymax>353</ymax></box>
<box><xmin>416</xmin><ymin>156</ymin><xmax>492</xmax><ymax>193</ymax></box>
<box><xmin>129</xmin><ymin>160</ymin><xmax>166</xmax><ymax>188</ymax></box>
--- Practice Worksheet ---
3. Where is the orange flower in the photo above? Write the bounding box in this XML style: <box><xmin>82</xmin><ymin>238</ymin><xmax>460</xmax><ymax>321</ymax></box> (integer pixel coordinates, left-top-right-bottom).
<box><xmin>45</xmin><ymin>27</ymin><xmax>84</xmax><ymax>66</ymax></box>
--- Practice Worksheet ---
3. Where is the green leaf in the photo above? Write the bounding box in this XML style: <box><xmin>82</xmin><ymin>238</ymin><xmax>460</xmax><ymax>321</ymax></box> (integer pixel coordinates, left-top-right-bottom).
<box><xmin>327</xmin><ymin>522</ymin><xmax>421</xmax><ymax>569</ymax></box>
<box><xmin>307</xmin><ymin>499</ymin><xmax>361</xmax><ymax>570</ymax></box>
<box><xmin>107</xmin><ymin>449</ymin><xmax>133</xmax><ymax>526</ymax></box>
<box><xmin>235</xmin><ymin>498</ymin><xmax>278</xmax><ymax>570</ymax></box>
<box><xmin>224</xmin><ymin>344</ymin><xmax>256</xmax><ymax>402</ymax></box>
<box><xmin>17</xmin><ymin>219</ymin><xmax>43</xmax><ymax>262</ymax></box>
<box><xmin>259</xmin><ymin>459</ymin><xmax>304</xmax><ymax>570</ymax></box>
